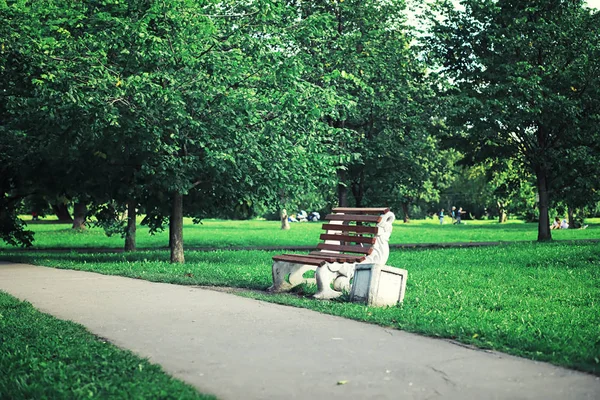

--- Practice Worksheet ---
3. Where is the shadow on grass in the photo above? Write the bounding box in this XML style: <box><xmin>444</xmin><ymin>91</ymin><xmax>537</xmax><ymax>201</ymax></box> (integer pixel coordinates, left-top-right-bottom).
<box><xmin>25</xmin><ymin>220</ymin><xmax>74</xmax><ymax>225</ymax></box>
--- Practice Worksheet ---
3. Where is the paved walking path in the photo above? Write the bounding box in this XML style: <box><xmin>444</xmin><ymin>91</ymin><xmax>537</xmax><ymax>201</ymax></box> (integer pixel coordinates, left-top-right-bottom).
<box><xmin>1</xmin><ymin>261</ymin><xmax>598</xmax><ymax>400</ymax></box>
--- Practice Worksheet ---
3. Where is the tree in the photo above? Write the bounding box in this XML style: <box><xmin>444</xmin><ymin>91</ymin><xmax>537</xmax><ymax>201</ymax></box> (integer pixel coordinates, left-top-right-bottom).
<box><xmin>287</xmin><ymin>0</ymin><xmax>448</xmax><ymax>214</ymax></box>
<box><xmin>1</xmin><ymin>0</ymin><xmax>124</xmax><ymax>241</ymax></box>
<box><xmin>98</xmin><ymin>0</ymin><xmax>341</xmax><ymax>262</ymax></box>
<box><xmin>1</xmin><ymin>0</ymin><xmax>342</xmax><ymax>256</ymax></box>
<box><xmin>426</xmin><ymin>0</ymin><xmax>600</xmax><ymax>240</ymax></box>
<box><xmin>0</xmin><ymin>0</ymin><xmax>93</xmax><ymax>244</ymax></box>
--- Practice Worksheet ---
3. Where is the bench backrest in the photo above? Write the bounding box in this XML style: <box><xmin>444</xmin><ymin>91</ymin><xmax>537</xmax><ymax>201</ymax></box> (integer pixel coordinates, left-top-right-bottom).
<box><xmin>315</xmin><ymin>207</ymin><xmax>394</xmax><ymax>265</ymax></box>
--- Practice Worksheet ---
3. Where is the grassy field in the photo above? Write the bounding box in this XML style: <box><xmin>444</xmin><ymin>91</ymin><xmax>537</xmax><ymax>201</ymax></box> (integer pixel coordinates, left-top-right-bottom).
<box><xmin>2</xmin><ymin>241</ymin><xmax>599</xmax><ymax>375</ymax></box>
<box><xmin>3</xmin><ymin>217</ymin><xmax>599</xmax><ymax>249</ymax></box>
<box><xmin>0</xmin><ymin>291</ymin><xmax>213</xmax><ymax>399</ymax></box>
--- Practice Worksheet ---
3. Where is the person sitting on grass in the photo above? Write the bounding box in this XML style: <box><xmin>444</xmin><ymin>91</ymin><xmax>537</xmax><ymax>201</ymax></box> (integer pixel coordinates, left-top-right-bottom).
<box><xmin>560</xmin><ymin>219</ymin><xmax>569</xmax><ymax>229</ymax></box>
<box><xmin>550</xmin><ymin>217</ymin><xmax>561</xmax><ymax>230</ymax></box>
<box><xmin>296</xmin><ymin>210</ymin><xmax>308</xmax><ymax>222</ymax></box>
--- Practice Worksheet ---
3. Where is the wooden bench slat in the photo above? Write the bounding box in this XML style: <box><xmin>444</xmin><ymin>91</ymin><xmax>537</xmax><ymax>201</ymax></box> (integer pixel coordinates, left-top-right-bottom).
<box><xmin>294</xmin><ymin>254</ymin><xmax>359</xmax><ymax>263</ymax></box>
<box><xmin>309</xmin><ymin>251</ymin><xmax>366</xmax><ymax>262</ymax></box>
<box><xmin>272</xmin><ymin>255</ymin><xmax>326</xmax><ymax>266</ymax></box>
<box><xmin>288</xmin><ymin>254</ymin><xmax>340</xmax><ymax>262</ymax></box>
<box><xmin>317</xmin><ymin>243</ymin><xmax>373</xmax><ymax>255</ymax></box>
<box><xmin>319</xmin><ymin>233</ymin><xmax>376</xmax><ymax>245</ymax></box>
<box><xmin>325</xmin><ymin>214</ymin><xmax>382</xmax><ymax>223</ymax></box>
<box><xmin>321</xmin><ymin>224</ymin><xmax>379</xmax><ymax>234</ymax></box>
<box><xmin>332</xmin><ymin>207</ymin><xmax>389</xmax><ymax>214</ymax></box>
<box><xmin>273</xmin><ymin>253</ymin><xmax>361</xmax><ymax>264</ymax></box>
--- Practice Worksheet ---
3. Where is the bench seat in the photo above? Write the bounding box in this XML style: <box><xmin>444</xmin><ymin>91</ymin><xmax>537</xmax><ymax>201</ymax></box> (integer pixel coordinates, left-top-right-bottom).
<box><xmin>272</xmin><ymin>253</ymin><xmax>366</xmax><ymax>266</ymax></box>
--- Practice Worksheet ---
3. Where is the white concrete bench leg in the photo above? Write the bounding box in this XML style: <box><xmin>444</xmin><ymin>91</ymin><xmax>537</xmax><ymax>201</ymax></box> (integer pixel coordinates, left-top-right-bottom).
<box><xmin>268</xmin><ymin>261</ymin><xmax>316</xmax><ymax>292</ymax></box>
<box><xmin>350</xmin><ymin>264</ymin><xmax>408</xmax><ymax>307</ymax></box>
<box><xmin>314</xmin><ymin>262</ymin><xmax>355</xmax><ymax>300</ymax></box>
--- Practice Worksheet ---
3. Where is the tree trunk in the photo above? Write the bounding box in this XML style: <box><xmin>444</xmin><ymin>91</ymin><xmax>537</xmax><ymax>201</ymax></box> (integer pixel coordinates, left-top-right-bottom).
<box><xmin>497</xmin><ymin>201</ymin><xmax>507</xmax><ymax>223</ymax></box>
<box><xmin>567</xmin><ymin>206</ymin><xmax>575</xmax><ymax>229</ymax></box>
<box><xmin>536</xmin><ymin>169</ymin><xmax>552</xmax><ymax>241</ymax></box>
<box><xmin>351</xmin><ymin>171</ymin><xmax>365</xmax><ymax>208</ymax></box>
<box><xmin>337</xmin><ymin>169</ymin><xmax>348</xmax><ymax>207</ymax></box>
<box><xmin>170</xmin><ymin>192</ymin><xmax>184</xmax><ymax>263</ymax></box>
<box><xmin>52</xmin><ymin>203</ymin><xmax>73</xmax><ymax>222</ymax></box>
<box><xmin>168</xmin><ymin>215</ymin><xmax>173</xmax><ymax>249</ymax></box>
<box><xmin>124</xmin><ymin>199</ymin><xmax>136</xmax><ymax>252</ymax></box>
<box><xmin>351</xmin><ymin>183</ymin><xmax>363</xmax><ymax>208</ymax></box>
<box><xmin>280</xmin><ymin>209</ymin><xmax>290</xmax><ymax>230</ymax></box>
<box><xmin>401</xmin><ymin>202</ymin><xmax>410</xmax><ymax>223</ymax></box>
<box><xmin>72</xmin><ymin>202</ymin><xmax>87</xmax><ymax>230</ymax></box>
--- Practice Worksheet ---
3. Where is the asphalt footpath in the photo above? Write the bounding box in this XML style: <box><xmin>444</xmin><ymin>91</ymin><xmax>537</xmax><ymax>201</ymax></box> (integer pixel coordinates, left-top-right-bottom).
<box><xmin>0</xmin><ymin>262</ymin><xmax>598</xmax><ymax>400</ymax></box>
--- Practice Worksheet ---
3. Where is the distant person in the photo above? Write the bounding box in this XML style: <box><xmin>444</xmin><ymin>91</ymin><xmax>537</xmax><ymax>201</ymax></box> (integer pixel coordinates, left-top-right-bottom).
<box><xmin>551</xmin><ymin>217</ymin><xmax>560</xmax><ymax>230</ymax></box>
<box><xmin>456</xmin><ymin>207</ymin><xmax>464</xmax><ymax>224</ymax></box>
<box><xmin>308</xmin><ymin>211</ymin><xmax>320</xmax><ymax>222</ymax></box>
<box><xmin>297</xmin><ymin>210</ymin><xmax>308</xmax><ymax>222</ymax></box>
<box><xmin>31</xmin><ymin>211</ymin><xmax>39</xmax><ymax>221</ymax></box>
<box><xmin>451</xmin><ymin>206</ymin><xmax>457</xmax><ymax>224</ymax></box>
<box><xmin>439</xmin><ymin>208</ymin><xmax>445</xmax><ymax>225</ymax></box>
<box><xmin>573</xmin><ymin>219</ymin><xmax>589</xmax><ymax>229</ymax></box>
<box><xmin>560</xmin><ymin>219</ymin><xmax>569</xmax><ymax>229</ymax></box>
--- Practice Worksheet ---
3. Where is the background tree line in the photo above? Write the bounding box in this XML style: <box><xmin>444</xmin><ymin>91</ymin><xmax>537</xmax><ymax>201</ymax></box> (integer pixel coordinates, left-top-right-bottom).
<box><xmin>1</xmin><ymin>0</ymin><xmax>599</xmax><ymax>260</ymax></box>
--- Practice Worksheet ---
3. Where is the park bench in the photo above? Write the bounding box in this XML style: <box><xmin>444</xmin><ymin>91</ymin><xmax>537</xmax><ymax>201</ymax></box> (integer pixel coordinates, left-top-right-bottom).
<box><xmin>269</xmin><ymin>207</ymin><xmax>395</xmax><ymax>299</ymax></box>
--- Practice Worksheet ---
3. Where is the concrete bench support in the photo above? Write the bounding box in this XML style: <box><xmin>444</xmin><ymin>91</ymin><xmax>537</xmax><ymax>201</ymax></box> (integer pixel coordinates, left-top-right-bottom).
<box><xmin>350</xmin><ymin>264</ymin><xmax>408</xmax><ymax>307</ymax></box>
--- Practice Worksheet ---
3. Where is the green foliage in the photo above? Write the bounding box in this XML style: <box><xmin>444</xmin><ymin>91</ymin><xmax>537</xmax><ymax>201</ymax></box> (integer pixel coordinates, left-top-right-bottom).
<box><xmin>439</xmin><ymin>161</ymin><xmax>538</xmax><ymax>221</ymax></box>
<box><xmin>0</xmin><ymin>129</ymin><xmax>34</xmax><ymax>246</ymax></box>
<box><xmin>2</xmin><ymin>0</ymin><xmax>598</xmax><ymax>251</ymax></box>
<box><xmin>90</xmin><ymin>202</ymin><xmax>127</xmax><ymax>237</ymax></box>
<box><xmin>285</xmin><ymin>0</ymin><xmax>450</xmax><ymax>210</ymax></box>
<box><xmin>0</xmin><ymin>291</ymin><xmax>212</xmax><ymax>399</ymax></box>
<box><xmin>425</xmin><ymin>0</ymin><xmax>600</xmax><ymax>239</ymax></box>
<box><xmin>0</xmin><ymin>203</ymin><xmax>33</xmax><ymax>247</ymax></box>
<box><xmin>0</xmin><ymin>0</ymin><xmax>343</xmax><ymax>250</ymax></box>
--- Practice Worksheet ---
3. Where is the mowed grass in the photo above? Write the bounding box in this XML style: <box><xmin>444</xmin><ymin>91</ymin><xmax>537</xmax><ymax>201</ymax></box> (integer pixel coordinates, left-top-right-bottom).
<box><xmin>0</xmin><ymin>291</ymin><xmax>213</xmax><ymax>400</ymax></box>
<box><xmin>3</xmin><ymin>241</ymin><xmax>599</xmax><ymax>375</ymax></box>
<box><xmin>3</xmin><ymin>217</ymin><xmax>600</xmax><ymax>249</ymax></box>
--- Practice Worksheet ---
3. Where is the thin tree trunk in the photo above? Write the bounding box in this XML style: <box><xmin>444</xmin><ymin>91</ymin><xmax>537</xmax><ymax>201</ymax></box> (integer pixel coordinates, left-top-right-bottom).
<box><xmin>124</xmin><ymin>199</ymin><xmax>136</xmax><ymax>252</ymax></box>
<box><xmin>401</xmin><ymin>202</ymin><xmax>410</xmax><ymax>223</ymax></box>
<box><xmin>170</xmin><ymin>192</ymin><xmax>184</xmax><ymax>263</ymax></box>
<box><xmin>52</xmin><ymin>203</ymin><xmax>73</xmax><ymax>222</ymax></box>
<box><xmin>351</xmin><ymin>183</ymin><xmax>363</xmax><ymax>208</ymax></box>
<box><xmin>536</xmin><ymin>169</ymin><xmax>552</xmax><ymax>241</ymax></box>
<box><xmin>351</xmin><ymin>170</ymin><xmax>365</xmax><ymax>208</ymax></box>
<box><xmin>72</xmin><ymin>202</ymin><xmax>87</xmax><ymax>230</ymax></box>
<box><xmin>497</xmin><ymin>201</ymin><xmax>507</xmax><ymax>223</ymax></box>
<box><xmin>169</xmin><ymin>215</ymin><xmax>173</xmax><ymax>249</ymax></box>
<box><xmin>337</xmin><ymin>169</ymin><xmax>348</xmax><ymax>207</ymax></box>
<box><xmin>280</xmin><ymin>209</ymin><xmax>290</xmax><ymax>230</ymax></box>
<box><xmin>567</xmin><ymin>206</ymin><xmax>575</xmax><ymax>229</ymax></box>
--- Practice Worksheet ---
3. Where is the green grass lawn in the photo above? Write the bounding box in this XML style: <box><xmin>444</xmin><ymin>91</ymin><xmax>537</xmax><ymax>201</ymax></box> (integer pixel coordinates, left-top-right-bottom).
<box><xmin>3</xmin><ymin>217</ymin><xmax>599</xmax><ymax>249</ymax></box>
<box><xmin>0</xmin><ymin>291</ymin><xmax>213</xmax><ymax>400</ymax></box>
<box><xmin>3</xmin><ymin>241</ymin><xmax>600</xmax><ymax>375</ymax></box>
